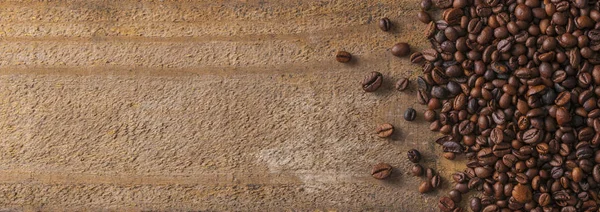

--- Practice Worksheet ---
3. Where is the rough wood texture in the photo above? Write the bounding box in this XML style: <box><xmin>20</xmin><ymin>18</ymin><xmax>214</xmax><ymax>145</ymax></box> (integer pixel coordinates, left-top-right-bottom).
<box><xmin>0</xmin><ymin>1</ymin><xmax>465</xmax><ymax>211</ymax></box>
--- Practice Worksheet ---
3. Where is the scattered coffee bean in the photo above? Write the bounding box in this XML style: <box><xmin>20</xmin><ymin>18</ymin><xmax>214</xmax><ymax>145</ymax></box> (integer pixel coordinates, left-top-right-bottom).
<box><xmin>375</xmin><ymin>123</ymin><xmax>394</xmax><ymax>138</ymax></box>
<box><xmin>391</xmin><ymin>43</ymin><xmax>411</xmax><ymax>57</ymax></box>
<box><xmin>411</xmin><ymin>164</ymin><xmax>424</xmax><ymax>177</ymax></box>
<box><xmin>379</xmin><ymin>18</ymin><xmax>392</xmax><ymax>32</ymax></box>
<box><xmin>395</xmin><ymin>78</ymin><xmax>410</xmax><ymax>91</ymax></box>
<box><xmin>424</xmin><ymin>109</ymin><xmax>436</xmax><ymax>122</ymax></box>
<box><xmin>404</xmin><ymin>108</ymin><xmax>417</xmax><ymax>121</ymax></box>
<box><xmin>407</xmin><ymin>149</ymin><xmax>421</xmax><ymax>163</ymax></box>
<box><xmin>417</xmin><ymin>11</ymin><xmax>431</xmax><ymax>24</ymax></box>
<box><xmin>419</xmin><ymin>180</ymin><xmax>433</xmax><ymax>193</ymax></box>
<box><xmin>335</xmin><ymin>51</ymin><xmax>352</xmax><ymax>63</ymax></box>
<box><xmin>370</xmin><ymin>163</ymin><xmax>392</xmax><ymax>180</ymax></box>
<box><xmin>361</xmin><ymin>71</ymin><xmax>383</xmax><ymax>92</ymax></box>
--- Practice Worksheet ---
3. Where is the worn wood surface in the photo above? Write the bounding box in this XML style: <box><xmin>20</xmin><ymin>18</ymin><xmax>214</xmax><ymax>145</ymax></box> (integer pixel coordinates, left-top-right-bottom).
<box><xmin>0</xmin><ymin>1</ymin><xmax>465</xmax><ymax>211</ymax></box>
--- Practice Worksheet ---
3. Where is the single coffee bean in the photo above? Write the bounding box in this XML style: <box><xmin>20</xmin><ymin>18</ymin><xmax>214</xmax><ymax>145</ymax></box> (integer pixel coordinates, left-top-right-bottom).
<box><xmin>335</xmin><ymin>51</ymin><xmax>352</xmax><ymax>63</ymax></box>
<box><xmin>395</xmin><ymin>78</ymin><xmax>410</xmax><ymax>91</ymax></box>
<box><xmin>424</xmin><ymin>110</ymin><xmax>436</xmax><ymax>122</ymax></box>
<box><xmin>409</xmin><ymin>54</ymin><xmax>424</xmax><ymax>66</ymax></box>
<box><xmin>448</xmin><ymin>189</ymin><xmax>462</xmax><ymax>203</ymax></box>
<box><xmin>419</xmin><ymin>180</ymin><xmax>433</xmax><ymax>193</ymax></box>
<box><xmin>412</xmin><ymin>164</ymin><xmax>424</xmax><ymax>176</ymax></box>
<box><xmin>391</xmin><ymin>43</ymin><xmax>411</xmax><ymax>57</ymax></box>
<box><xmin>375</xmin><ymin>123</ymin><xmax>394</xmax><ymax>138</ymax></box>
<box><xmin>470</xmin><ymin>197</ymin><xmax>482</xmax><ymax>212</ymax></box>
<box><xmin>379</xmin><ymin>18</ymin><xmax>392</xmax><ymax>31</ymax></box>
<box><xmin>371</xmin><ymin>163</ymin><xmax>392</xmax><ymax>179</ymax></box>
<box><xmin>361</xmin><ymin>71</ymin><xmax>383</xmax><ymax>92</ymax></box>
<box><xmin>404</xmin><ymin>108</ymin><xmax>417</xmax><ymax>121</ymax></box>
<box><xmin>417</xmin><ymin>11</ymin><xmax>431</xmax><ymax>24</ymax></box>
<box><xmin>407</xmin><ymin>149</ymin><xmax>422</xmax><ymax>163</ymax></box>
<box><xmin>431</xmin><ymin>175</ymin><xmax>441</xmax><ymax>188</ymax></box>
<box><xmin>438</xmin><ymin>196</ymin><xmax>455</xmax><ymax>211</ymax></box>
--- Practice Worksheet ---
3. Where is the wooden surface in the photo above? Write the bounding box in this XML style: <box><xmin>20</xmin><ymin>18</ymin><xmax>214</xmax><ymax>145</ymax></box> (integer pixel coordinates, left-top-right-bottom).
<box><xmin>0</xmin><ymin>1</ymin><xmax>465</xmax><ymax>211</ymax></box>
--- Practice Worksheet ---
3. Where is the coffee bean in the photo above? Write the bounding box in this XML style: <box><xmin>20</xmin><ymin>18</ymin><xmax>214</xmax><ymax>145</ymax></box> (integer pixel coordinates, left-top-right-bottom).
<box><xmin>371</xmin><ymin>163</ymin><xmax>392</xmax><ymax>179</ymax></box>
<box><xmin>448</xmin><ymin>189</ymin><xmax>462</xmax><ymax>203</ymax></box>
<box><xmin>410</xmin><ymin>52</ymin><xmax>425</xmax><ymax>63</ymax></box>
<box><xmin>335</xmin><ymin>51</ymin><xmax>352</xmax><ymax>63</ymax></box>
<box><xmin>470</xmin><ymin>197</ymin><xmax>482</xmax><ymax>212</ymax></box>
<box><xmin>431</xmin><ymin>175</ymin><xmax>441</xmax><ymax>188</ymax></box>
<box><xmin>421</xmin><ymin>48</ymin><xmax>439</xmax><ymax>61</ymax></box>
<box><xmin>391</xmin><ymin>43</ymin><xmax>411</xmax><ymax>57</ymax></box>
<box><xmin>417</xmin><ymin>11</ymin><xmax>431</xmax><ymax>24</ymax></box>
<box><xmin>407</xmin><ymin>149</ymin><xmax>422</xmax><ymax>163</ymax></box>
<box><xmin>419</xmin><ymin>180</ymin><xmax>433</xmax><ymax>193</ymax></box>
<box><xmin>395</xmin><ymin>78</ymin><xmax>410</xmax><ymax>91</ymax></box>
<box><xmin>375</xmin><ymin>123</ymin><xmax>394</xmax><ymax>138</ymax></box>
<box><xmin>404</xmin><ymin>108</ymin><xmax>417</xmax><ymax>121</ymax></box>
<box><xmin>379</xmin><ymin>18</ymin><xmax>392</xmax><ymax>31</ymax></box>
<box><xmin>421</xmin><ymin>0</ymin><xmax>432</xmax><ymax>10</ymax></box>
<box><xmin>361</xmin><ymin>71</ymin><xmax>383</xmax><ymax>92</ymax></box>
<box><xmin>412</xmin><ymin>164</ymin><xmax>424</xmax><ymax>176</ymax></box>
<box><xmin>438</xmin><ymin>196</ymin><xmax>455</xmax><ymax>211</ymax></box>
<box><xmin>424</xmin><ymin>110</ymin><xmax>437</xmax><ymax>122</ymax></box>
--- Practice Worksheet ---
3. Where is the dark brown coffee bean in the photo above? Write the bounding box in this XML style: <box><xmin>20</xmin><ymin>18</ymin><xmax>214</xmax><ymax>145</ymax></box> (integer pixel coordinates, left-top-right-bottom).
<box><xmin>422</xmin><ymin>48</ymin><xmax>439</xmax><ymax>61</ymax></box>
<box><xmin>417</xmin><ymin>11</ymin><xmax>431</xmax><ymax>24</ymax></box>
<box><xmin>431</xmin><ymin>175</ymin><xmax>441</xmax><ymax>188</ymax></box>
<box><xmin>395</xmin><ymin>78</ymin><xmax>410</xmax><ymax>91</ymax></box>
<box><xmin>424</xmin><ymin>110</ymin><xmax>437</xmax><ymax>122</ymax></box>
<box><xmin>470</xmin><ymin>197</ymin><xmax>482</xmax><ymax>212</ymax></box>
<box><xmin>375</xmin><ymin>123</ymin><xmax>394</xmax><ymax>138</ymax></box>
<box><xmin>407</xmin><ymin>149</ymin><xmax>422</xmax><ymax>163</ymax></box>
<box><xmin>419</xmin><ymin>180</ymin><xmax>433</xmax><ymax>193</ymax></box>
<box><xmin>379</xmin><ymin>18</ymin><xmax>392</xmax><ymax>31</ymax></box>
<box><xmin>404</xmin><ymin>108</ymin><xmax>417</xmax><ymax>121</ymax></box>
<box><xmin>417</xmin><ymin>90</ymin><xmax>430</xmax><ymax>105</ymax></box>
<box><xmin>410</xmin><ymin>52</ymin><xmax>425</xmax><ymax>63</ymax></box>
<box><xmin>439</xmin><ymin>196</ymin><xmax>455</xmax><ymax>211</ymax></box>
<box><xmin>335</xmin><ymin>51</ymin><xmax>352</xmax><ymax>63</ymax></box>
<box><xmin>361</xmin><ymin>71</ymin><xmax>383</xmax><ymax>92</ymax></box>
<box><xmin>443</xmin><ymin>8</ymin><xmax>463</xmax><ymax>25</ymax></box>
<box><xmin>391</xmin><ymin>43</ymin><xmax>411</xmax><ymax>57</ymax></box>
<box><xmin>448</xmin><ymin>189</ymin><xmax>462</xmax><ymax>203</ymax></box>
<box><xmin>371</xmin><ymin>163</ymin><xmax>392</xmax><ymax>179</ymax></box>
<box><xmin>421</xmin><ymin>0</ymin><xmax>432</xmax><ymax>10</ymax></box>
<box><xmin>412</xmin><ymin>164</ymin><xmax>424</xmax><ymax>176</ymax></box>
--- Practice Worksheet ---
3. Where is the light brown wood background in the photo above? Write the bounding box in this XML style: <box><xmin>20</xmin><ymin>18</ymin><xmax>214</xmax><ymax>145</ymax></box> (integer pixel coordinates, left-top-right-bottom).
<box><xmin>0</xmin><ymin>1</ymin><xmax>464</xmax><ymax>211</ymax></box>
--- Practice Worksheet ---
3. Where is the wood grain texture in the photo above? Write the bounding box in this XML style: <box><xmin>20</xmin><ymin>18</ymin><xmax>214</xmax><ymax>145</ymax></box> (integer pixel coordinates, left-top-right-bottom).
<box><xmin>0</xmin><ymin>0</ymin><xmax>465</xmax><ymax>211</ymax></box>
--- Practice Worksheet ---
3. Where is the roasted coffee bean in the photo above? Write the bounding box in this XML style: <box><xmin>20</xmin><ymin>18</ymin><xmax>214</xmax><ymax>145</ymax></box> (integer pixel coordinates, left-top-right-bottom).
<box><xmin>391</xmin><ymin>43</ymin><xmax>411</xmax><ymax>57</ymax></box>
<box><xmin>419</xmin><ymin>180</ymin><xmax>433</xmax><ymax>193</ymax></box>
<box><xmin>375</xmin><ymin>123</ymin><xmax>394</xmax><ymax>138</ymax></box>
<box><xmin>362</xmin><ymin>71</ymin><xmax>383</xmax><ymax>92</ymax></box>
<box><xmin>438</xmin><ymin>196</ymin><xmax>455</xmax><ymax>211</ymax></box>
<box><xmin>410</xmin><ymin>52</ymin><xmax>425</xmax><ymax>64</ymax></box>
<box><xmin>379</xmin><ymin>17</ymin><xmax>392</xmax><ymax>31</ymax></box>
<box><xmin>416</xmin><ymin>0</ymin><xmax>600</xmax><ymax>209</ymax></box>
<box><xmin>335</xmin><ymin>51</ymin><xmax>352</xmax><ymax>63</ymax></box>
<box><xmin>424</xmin><ymin>110</ymin><xmax>437</xmax><ymax>122</ymax></box>
<box><xmin>418</xmin><ymin>11</ymin><xmax>432</xmax><ymax>24</ymax></box>
<box><xmin>395</xmin><ymin>78</ymin><xmax>410</xmax><ymax>91</ymax></box>
<box><xmin>431</xmin><ymin>175</ymin><xmax>441</xmax><ymax>188</ymax></box>
<box><xmin>371</xmin><ymin>163</ymin><xmax>392</xmax><ymax>179</ymax></box>
<box><xmin>404</xmin><ymin>108</ymin><xmax>417</xmax><ymax>121</ymax></box>
<box><xmin>412</xmin><ymin>164</ymin><xmax>424</xmax><ymax>176</ymax></box>
<box><xmin>470</xmin><ymin>197</ymin><xmax>482</xmax><ymax>212</ymax></box>
<box><xmin>407</xmin><ymin>149</ymin><xmax>422</xmax><ymax>163</ymax></box>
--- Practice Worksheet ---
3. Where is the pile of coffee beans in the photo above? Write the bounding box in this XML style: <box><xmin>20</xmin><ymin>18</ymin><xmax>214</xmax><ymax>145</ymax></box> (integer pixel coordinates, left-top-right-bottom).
<box><xmin>414</xmin><ymin>0</ymin><xmax>600</xmax><ymax>210</ymax></box>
